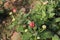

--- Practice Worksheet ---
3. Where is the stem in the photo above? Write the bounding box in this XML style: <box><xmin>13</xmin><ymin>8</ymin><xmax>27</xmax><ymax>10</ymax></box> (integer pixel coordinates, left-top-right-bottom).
<box><xmin>35</xmin><ymin>35</ymin><xmax>37</xmax><ymax>40</ymax></box>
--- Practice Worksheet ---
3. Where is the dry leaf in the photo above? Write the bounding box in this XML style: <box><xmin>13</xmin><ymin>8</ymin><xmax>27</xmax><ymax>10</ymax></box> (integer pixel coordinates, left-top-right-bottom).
<box><xmin>11</xmin><ymin>32</ymin><xmax>21</xmax><ymax>40</ymax></box>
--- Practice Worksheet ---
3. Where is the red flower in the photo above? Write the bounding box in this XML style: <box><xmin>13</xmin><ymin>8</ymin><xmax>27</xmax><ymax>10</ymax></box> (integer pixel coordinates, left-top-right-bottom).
<box><xmin>29</xmin><ymin>21</ymin><xmax>35</xmax><ymax>28</ymax></box>
<box><xmin>12</xmin><ymin>8</ymin><xmax>17</xmax><ymax>13</ymax></box>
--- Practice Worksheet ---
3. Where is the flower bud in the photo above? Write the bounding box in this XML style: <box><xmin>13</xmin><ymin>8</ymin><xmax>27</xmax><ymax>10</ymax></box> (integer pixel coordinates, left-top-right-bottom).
<box><xmin>9</xmin><ymin>12</ymin><xmax>12</xmax><ymax>15</ymax></box>
<box><xmin>29</xmin><ymin>21</ymin><xmax>35</xmax><ymax>28</ymax></box>
<box><xmin>42</xmin><ymin>25</ymin><xmax>46</xmax><ymax>29</ymax></box>
<box><xmin>25</xmin><ymin>29</ymin><xmax>28</xmax><ymax>32</ymax></box>
<box><xmin>37</xmin><ymin>36</ymin><xmax>40</xmax><ymax>39</ymax></box>
<box><xmin>12</xmin><ymin>8</ymin><xmax>17</xmax><ymax>13</ymax></box>
<box><xmin>12</xmin><ymin>18</ymin><xmax>15</xmax><ymax>22</ymax></box>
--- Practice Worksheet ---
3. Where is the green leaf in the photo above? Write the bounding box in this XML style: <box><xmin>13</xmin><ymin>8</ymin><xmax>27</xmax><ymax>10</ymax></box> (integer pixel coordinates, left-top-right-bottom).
<box><xmin>17</xmin><ymin>25</ymin><xmax>24</xmax><ymax>32</ymax></box>
<box><xmin>54</xmin><ymin>18</ymin><xmax>60</xmax><ymax>22</ymax></box>
<box><xmin>8</xmin><ymin>20</ymin><xmax>18</xmax><ymax>29</ymax></box>
<box><xmin>49</xmin><ymin>13</ymin><xmax>55</xmax><ymax>18</ymax></box>
<box><xmin>40</xmin><ymin>31</ymin><xmax>53</xmax><ymax>39</ymax></box>
<box><xmin>41</xmin><ymin>10</ymin><xmax>46</xmax><ymax>19</ymax></box>
<box><xmin>0</xmin><ymin>9</ymin><xmax>4</xmax><ymax>14</ymax></box>
<box><xmin>30</xmin><ymin>38</ymin><xmax>33</xmax><ymax>40</ymax></box>
<box><xmin>52</xmin><ymin>35</ymin><xmax>60</xmax><ymax>40</ymax></box>
<box><xmin>28</xmin><ymin>26</ymin><xmax>33</xmax><ymax>33</ymax></box>
<box><xmin>33</xmin><ymin>26</ymin><xmax>37</xmax><ymax>31</ymax></box>
<box><xmin>47</xmin><ymin>4</ymin><xmax>54</xmax><ymax>13</ymax></box>
<box><xmin>23</xmin><ymin>14</ymin><xmax>29</xmax><ymax>18</ymax></box>
<box><xmin>22</xmin><ymin>32</ymin><xmax>32</xmax><ymax>40</ymax></box>
<box><xmin>57</xmin><ymin>31</ymin><xmax>60</xmax><ymax>36</ymax></box>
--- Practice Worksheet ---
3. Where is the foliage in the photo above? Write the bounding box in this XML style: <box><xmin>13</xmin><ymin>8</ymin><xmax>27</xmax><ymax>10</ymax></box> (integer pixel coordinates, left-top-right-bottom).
<box><xmin>0</xmin><ymin>0</ymin><xmax>60</xmax><ymax>40</ymax></box>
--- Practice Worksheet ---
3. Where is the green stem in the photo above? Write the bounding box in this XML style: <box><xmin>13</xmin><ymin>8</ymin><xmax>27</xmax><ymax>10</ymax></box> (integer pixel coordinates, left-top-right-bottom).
<box><xmin>35</xmin><ymin>35</ymin><xmax>37</xmax><ymax>40</ymax></box>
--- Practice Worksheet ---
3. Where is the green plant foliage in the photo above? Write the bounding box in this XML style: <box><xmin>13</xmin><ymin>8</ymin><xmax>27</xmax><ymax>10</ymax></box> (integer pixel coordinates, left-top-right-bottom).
<box><xmin>40</xmin><ymin>31</ymin><xmax>53</xmax><ymax>39</ymax></box>
<box><xmin>2</xmin><ymin>0</ymin><xmax>60</xmax><ymax>40</ymax></box>
<box><xmin>52</xmin><ymin>35</ymin><xmax>60</xmax><ymax>40</ymax></box>
<box><xmin>54</xmin><ymin>18</ymin><xmax>60</xmax><ymax>22</ymax></box>
<box><xmin>0</xmin><ymin>9</ymin><xmax>4</xmax><ymax>14</ymax></box>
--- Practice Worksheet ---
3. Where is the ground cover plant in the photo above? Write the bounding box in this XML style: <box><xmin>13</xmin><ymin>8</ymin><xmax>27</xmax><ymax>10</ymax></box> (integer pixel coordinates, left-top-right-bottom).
<box><xmin>0</xmin><ymin>0</ymin><xmax>60</xmax><ymax>40</ymax></box>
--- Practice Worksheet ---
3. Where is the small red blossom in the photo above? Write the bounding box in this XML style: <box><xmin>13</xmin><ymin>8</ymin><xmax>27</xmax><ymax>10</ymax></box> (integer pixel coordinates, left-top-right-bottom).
<box><xmin>29</xmin><ymin>21</ymin><xmax>35</xmax><ymax>28</ymax></box>
<box><xmin>12</xmin><ymin>8</ymin><xmax>17</xmax><ymax>13</ymax></box>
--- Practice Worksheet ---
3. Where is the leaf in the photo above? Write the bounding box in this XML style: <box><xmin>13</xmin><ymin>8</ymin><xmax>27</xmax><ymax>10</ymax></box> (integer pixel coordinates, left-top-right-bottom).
<box><xmin>57</xmin><ymin>31</ymin><xmax>60</xmax><ymax>36</ymax></box>
<box><xmin>22</xmin><ymin>32</ymin><xmax>32</xmax><ymax>40</ymax></box>
<box><xmin>47</xmin><ymin>4</ymin><xmax>54</xmax><ymax>13</ymax></box>
<box><xmin>33</xmin><ymin>26</ymin><xmax>37</xmax><ymax>31</ymax></box>
<box><xmin>30</xmin><ymin>38</ymin><xmax>33</xmax><ymax>40</ymax></box>
<box><xmin>8</xmin><ymin>21</ymin><xmax>17</xmax><ymax>29</ymax></box>
<box><xmin>49</xmin><ymin>13</ymin><xmax>55</xmax><ymax>18</ymax></box>
<box><xmin>11</xmin><ymin>32</ymin><xmax>21</xmax><ymax>40</ymax></box>
<box><xmin>41</xmin><ymin>10</ymin><xmax>46</xmax><ymax>19</ymax></box>
<box><xmin>40</xmin><ymin>31</ymin><xmax>53</xmax><ymax>39</ymax></box>
<box><xmin>28</xmin><ymin>26</ymin><xmax>33</xmax><ymax>33</ymax></box>
<box><xmin>17</xmin><ymin>25</ymin><xmax>24</xmax><ymax>32</ymax></box>
<box><xmin>23</xmin><ymin>14</ymin><xmax>29</xmax><ymax>18</ymax></box>
<box><xmin>54</xmin><ymin>18</ymin><xmax>60</xmax><ymax>22</ymax></box>
<box><xmin>52</xmin><ymin>35</ymin><xmax>60</xmax><ymax>40</ymax></box>
<box><xmin>0</xmin><ymin>9</ymin><xmax>4</xmax><ymax>13</ymax></box>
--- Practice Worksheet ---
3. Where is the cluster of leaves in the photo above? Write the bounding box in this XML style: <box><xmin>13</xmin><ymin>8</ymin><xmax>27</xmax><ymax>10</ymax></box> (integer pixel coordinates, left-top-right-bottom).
<box><xmin>7</xmin><ymin>0</ymin><xmax>60</xmax><ymax>40</ymax></box>
<box><xmin>15</xmin><ymin>0</ymin><xmax>60</xmax><ymax>40</ymax></box>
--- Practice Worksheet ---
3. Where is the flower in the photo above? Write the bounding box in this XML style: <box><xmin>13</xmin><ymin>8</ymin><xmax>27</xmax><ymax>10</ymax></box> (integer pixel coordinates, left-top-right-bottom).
<box><xmin>25</xmin><ymin>29</ymin><xmax>28</xmax><ymax>32</ymax></box>
<box><xmin>12</xmin><ymin>17</ymin><xmax>15</xmax><ymax>22</ymax></box>
<box><xmin>42</xmin><ymin>25</ymin><xmax>46</xmax><ymax>29</ymax></box>
<box><xmin>12</xmin><ymin>8</ymin><xmax>17</xmax><ymax>13</ymax></box>
<box><xmin>29</xmin><ymin>21</ymin><xmax>35</xmax><ymax>28</ymax></box>
<box><xmin>9</xmin><ymin>12</ymin><xmax>12</xmax><ymax>15</ymax></box>
<box><xmin>37</xmin><ymin>36</ymin><xmax>40</xmax><ymax>39</ymax></box>
<box><xmin>43</xmin><ymin>1</ymin><xmax>48</xmax><ymax>5</ymax></box>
